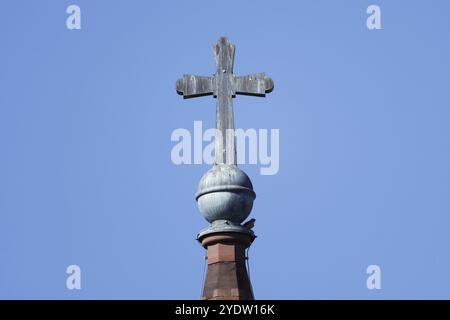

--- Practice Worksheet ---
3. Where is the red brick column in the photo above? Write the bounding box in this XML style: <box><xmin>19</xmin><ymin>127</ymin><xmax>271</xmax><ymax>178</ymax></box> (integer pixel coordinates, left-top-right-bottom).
<box><xmin>199</xmin><ymin>232</ymin><xmax>255</xmax><ymax>300</ymax></box>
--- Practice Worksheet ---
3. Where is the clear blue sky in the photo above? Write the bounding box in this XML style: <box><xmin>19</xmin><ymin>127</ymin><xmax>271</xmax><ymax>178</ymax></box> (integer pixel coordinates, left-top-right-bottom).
<box><xmin>1</xmin><ymin>0</ymin><xmax>449</xmax><ymax>299</ymax></box>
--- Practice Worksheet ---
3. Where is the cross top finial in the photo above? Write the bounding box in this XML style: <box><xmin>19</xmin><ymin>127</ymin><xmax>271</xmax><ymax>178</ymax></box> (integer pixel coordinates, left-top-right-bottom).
<box><xmin>214</xmin><ymin>37</ymin><xmax>235</xmax><ymax>75</ymax></box>
<box><xmin>176</xmin><ymin>37</ymin><xmax>274</xmax><ymax>165</ymax></box>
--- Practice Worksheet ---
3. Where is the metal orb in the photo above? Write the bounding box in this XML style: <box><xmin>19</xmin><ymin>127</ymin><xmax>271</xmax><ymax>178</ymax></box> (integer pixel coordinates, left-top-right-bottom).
<box><xmin>195</xmin><ymin>164</ymin><xmax>256</xmax><ymax>224</ymax></box>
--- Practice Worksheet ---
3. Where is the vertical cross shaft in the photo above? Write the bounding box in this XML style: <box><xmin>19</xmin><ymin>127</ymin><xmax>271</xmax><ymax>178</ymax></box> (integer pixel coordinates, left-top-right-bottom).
<box><xmin>214</xmin><ymin>37</ymin><xmax>236</xmax><ymax>165</ymax></box>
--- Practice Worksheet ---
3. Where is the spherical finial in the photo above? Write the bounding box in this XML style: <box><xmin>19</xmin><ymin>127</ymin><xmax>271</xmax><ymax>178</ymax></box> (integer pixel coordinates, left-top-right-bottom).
<box><xmin>195</xmin><ymin>164</ymin><xmax>256</xmax><ymax>224</ymax></box>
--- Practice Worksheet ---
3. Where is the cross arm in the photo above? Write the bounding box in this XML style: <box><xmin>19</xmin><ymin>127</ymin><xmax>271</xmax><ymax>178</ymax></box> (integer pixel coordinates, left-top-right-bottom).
<box><xmin>234</xmin><ymin>73</ymin><xmax>274</xmax><ymax>97</ymax></box>
<box><xmin>176</xmin><ymin>75</ymin><xmax>214</xmax><ymax>99</ymax></box>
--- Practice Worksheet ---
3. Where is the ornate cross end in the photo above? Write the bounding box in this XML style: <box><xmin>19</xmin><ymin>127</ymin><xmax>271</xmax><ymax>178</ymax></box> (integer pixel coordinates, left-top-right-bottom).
<box><xmin>176</xmin><ymin>75</ymin><xmax>214</xmax><ymax>99</ymax></box>
<box><xmin>234</xmin><ymin>73</ymin><xmax>274</xmax><ymax>97</ymax></box>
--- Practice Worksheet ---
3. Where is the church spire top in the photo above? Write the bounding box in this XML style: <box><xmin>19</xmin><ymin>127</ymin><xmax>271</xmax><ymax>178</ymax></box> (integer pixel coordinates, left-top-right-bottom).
<box><xmin>176</xmin><ymin>37</ymin><xmax>274</xmax><ymax>300</ymax></box>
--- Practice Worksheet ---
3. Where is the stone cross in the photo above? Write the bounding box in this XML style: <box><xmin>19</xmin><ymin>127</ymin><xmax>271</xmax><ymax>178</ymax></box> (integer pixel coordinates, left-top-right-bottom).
<box><xmin>176</xmin><ymin>37</ymin><xmax>274</xmax><ymax>165</ymax></box>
